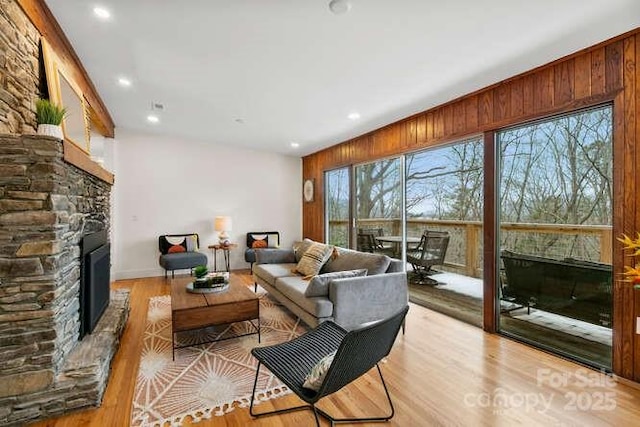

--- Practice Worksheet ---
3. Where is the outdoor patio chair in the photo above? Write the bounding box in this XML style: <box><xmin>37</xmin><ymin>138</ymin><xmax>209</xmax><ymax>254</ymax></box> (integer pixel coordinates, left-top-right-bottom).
<box><xmin>406</xmin><ymin>230</ymin><xmax>450</xmax><ymax>285</ymax></box>
<box><xmin>357</xmin><ymin>228</ymin><xmax>394</xmax><ymax>255</ymax></box>
<box><xmin>249</xmin><ymin>306</ymin><xmax>409</xmax><ymax>426</ymax></box>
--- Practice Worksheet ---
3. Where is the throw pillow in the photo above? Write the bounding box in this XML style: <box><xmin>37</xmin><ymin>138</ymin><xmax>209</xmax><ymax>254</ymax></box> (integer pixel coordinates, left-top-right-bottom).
<box><xmin>185</xmin><ymin>234</ymin><xmax>198</xmax><ymax>252</ymax></box>
<box><xmin>252</xmin><ymin>239</ymin><xmax>268</xmax><ymax>249</ymax></box>
<box><xmin>168</xmin><ymin>245</ymin><xmax>185</xmax><ymax>253</ymax></box>
<box><xmin>295</xmin><ymin>242</ymin><xmax>334</xmax><ymax>277</ymax></box>
<box><xmin>267</xmin><ymin>233</ymin><xmax>280</xmax><ymax>248</ymax></box>
<box><xmin>303</xmin><ymin>351</ymin><xmax>336</xmax><ymax>391</ymax></box>
<box><xmin>293</xmin><ymin>238</ymin><xmax>315</xmax><ymax>262</ymax></box>
<box><xmin>305</xmin><ymin>269</ymin><xmax>368</xmax><ymax>297</ymax></box>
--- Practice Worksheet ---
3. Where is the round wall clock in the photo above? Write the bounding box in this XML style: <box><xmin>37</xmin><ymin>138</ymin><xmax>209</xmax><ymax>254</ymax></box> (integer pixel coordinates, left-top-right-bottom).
<box><xmin>303</xmin><ymin>179</ymin><xmax>314</xmax><ymax>202</ymax></box>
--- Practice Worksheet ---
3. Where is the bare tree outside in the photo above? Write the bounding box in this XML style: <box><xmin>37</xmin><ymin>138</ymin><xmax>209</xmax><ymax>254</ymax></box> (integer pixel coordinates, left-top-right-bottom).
<box><xmin>406</xmin><ymin>138</ymin><xmax>484</xmax><ymax>221</ymax></box>
<box><xmin>325</xmin><ymin>105</ymin><xmax>612</xmax><ymax>263</ymax></box>
<box><xmin>326</xmin><ymin>168</ymin><xmax>349</xmax><ymax>247</ymax></box>
<box><xmin>498</xmin><ymin>105</ymin><xmax>613</xmax><ymax>260</ymax></box>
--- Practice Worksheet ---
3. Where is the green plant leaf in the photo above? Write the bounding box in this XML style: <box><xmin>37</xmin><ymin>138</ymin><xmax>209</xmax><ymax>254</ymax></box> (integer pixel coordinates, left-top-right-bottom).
<box><xmin>36</xmin><ymin>98</ymin><xmax>67</xmax><ymax>125</ymax></box>
<box><xmin>194</xmin><ymin>265</ymin><xmax>208</xmax><ymax>278</ymax></box>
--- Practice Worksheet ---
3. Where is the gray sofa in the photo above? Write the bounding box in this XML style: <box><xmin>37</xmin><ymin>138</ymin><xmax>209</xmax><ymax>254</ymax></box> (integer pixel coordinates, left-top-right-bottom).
<box><xmin>253</xmin><ymin>241</ymin><xmax>408</xmax><ymax>330</ymax></box>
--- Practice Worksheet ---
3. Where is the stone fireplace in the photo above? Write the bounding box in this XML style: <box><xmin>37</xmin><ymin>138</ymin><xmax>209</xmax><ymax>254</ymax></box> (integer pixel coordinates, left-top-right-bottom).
<box><xmin>0</xmin><ymin>134</ymin><xmax>129</xmax><ymax>426</ymax></box>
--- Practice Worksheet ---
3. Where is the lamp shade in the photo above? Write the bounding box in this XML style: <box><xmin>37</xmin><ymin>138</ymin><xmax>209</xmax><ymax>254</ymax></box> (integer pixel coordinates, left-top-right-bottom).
<box><xmin>214</xmin><ymin>216</ymin><xmax>232</xmax><ymax>232</ymax></box>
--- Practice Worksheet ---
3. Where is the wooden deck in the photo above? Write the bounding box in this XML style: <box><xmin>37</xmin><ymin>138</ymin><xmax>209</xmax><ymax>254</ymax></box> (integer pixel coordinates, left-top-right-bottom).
<box><xmin>32</xmin><ymin>270</ymin><xmax>640</xmax><ymax>426</ymax></box>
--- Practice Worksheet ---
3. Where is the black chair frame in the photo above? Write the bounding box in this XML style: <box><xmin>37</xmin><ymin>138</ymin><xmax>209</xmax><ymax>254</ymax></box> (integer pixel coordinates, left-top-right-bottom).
<box><xmin>407</xmin><ymin>230</ymin><xmax>450</xmax><ymax>285</ymax></box>
<box><xmin>356</xmin><ymin>228</ymin><xmax>394</xmax><ymax>256</ymax></box>
<box><xmin>249</xmin><ymin>306</ymin><xmax>409</xmax><ymax>426</ymax></box>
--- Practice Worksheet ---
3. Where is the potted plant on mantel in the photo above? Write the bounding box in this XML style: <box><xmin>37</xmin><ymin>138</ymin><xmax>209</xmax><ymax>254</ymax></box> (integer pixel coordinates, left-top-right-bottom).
<box><xmin>35</xmin><ymin>98</ymin><xmax>66</xmax><ymax>139</ymax></box>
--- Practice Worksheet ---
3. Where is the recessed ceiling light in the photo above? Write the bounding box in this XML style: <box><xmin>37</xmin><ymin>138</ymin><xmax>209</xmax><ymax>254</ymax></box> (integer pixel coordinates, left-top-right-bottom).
<box><xmin>348</xmin><ymin>112</ymin><xmax>360</xmax><ymax>120</ymax></box>
<box><xmin>147</xmin><ymin>115</ymin><xmax>159</xmax><ymax>124</ymax></box>
<box><xmin>329</xmin><ymin>0</ymin><xmax>352</xmax><ymax>15</ymax></box>
<box><xmin>117</xmin><ymin>77</ymin><xmax>131</xmax><ymax>87</ymax></box>
<box><xmin>93</xmin><ymin>6</ymin><xmax>111</xmax><ymax>20</ymax></box>
<box><xmin>290</xmin><ymin>142</ymin><xmax>300</xmax><ymax>148</ymax></box>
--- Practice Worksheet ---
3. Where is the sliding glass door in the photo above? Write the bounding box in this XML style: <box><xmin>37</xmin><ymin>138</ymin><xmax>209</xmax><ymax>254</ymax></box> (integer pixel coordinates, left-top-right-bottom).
<box><xmin>325</xmin><ymin>167</ymin><xmax>350</xmax><ymax>248</ymax></box>
<box><xmin>497</xmin><ymin>105</ymin><xmax>613</xmax><ymax>369</ymax></box>
<box><xmin>405</xmin><ymin>138</ymin><xmax>484</xmax><ymax>326</ymax></box>
<box><xmin>354</xmin><ymin>158</ymin><xmax>402</xmax><ymax>254</ymax></box>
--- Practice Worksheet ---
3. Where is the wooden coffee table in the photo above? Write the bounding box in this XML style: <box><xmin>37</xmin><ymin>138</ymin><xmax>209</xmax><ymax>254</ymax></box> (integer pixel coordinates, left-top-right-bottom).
<box><xmin>170</xmin><ymin>275</ymin><xmax>260</xmax><ymax>359</ymax></box>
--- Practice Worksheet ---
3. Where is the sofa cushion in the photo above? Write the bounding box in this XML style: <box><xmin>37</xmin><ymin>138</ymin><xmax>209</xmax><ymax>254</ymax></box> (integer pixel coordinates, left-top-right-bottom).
<box><xmin>305</xmin><ymin>269</ymin><xmax>368</xmax><ymax>297</ymax></box>
<box><xmin>275</xmin><ymin>276</ymin><xmax>334</xmax><ymax>318</ymax></box>
<box><xmin>322</xmin><ymin>247</ymin><xmax>391</xmax><ymax>275</ymax></box>
<box><xmin>295</xmin><ymin>242</ymin><xmax>334</xmax><ymax>277</ymax></box>
<box><xmin>253</xmin><ymin>263</ymin><xmax>298</xmax><ymax>284</ymax></box>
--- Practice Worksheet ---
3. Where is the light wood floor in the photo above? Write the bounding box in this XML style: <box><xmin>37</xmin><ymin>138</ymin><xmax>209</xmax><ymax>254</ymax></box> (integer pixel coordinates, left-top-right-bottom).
<box><xmin>32</xmin><ymin>271</ymin><xmax>640</xmax><ymax>426</ymax></box>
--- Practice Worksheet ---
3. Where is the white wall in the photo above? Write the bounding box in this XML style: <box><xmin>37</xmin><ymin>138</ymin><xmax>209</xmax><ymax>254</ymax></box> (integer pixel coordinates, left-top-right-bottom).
<box><xmin>89</xmin><ymin>133</ymin><xmax>119</xmax><ymax>278</ymax></box>
<box><xmin>112</xmin><ymin>128</ymin><xmax>302</xmax><ymax>279</ymax></box>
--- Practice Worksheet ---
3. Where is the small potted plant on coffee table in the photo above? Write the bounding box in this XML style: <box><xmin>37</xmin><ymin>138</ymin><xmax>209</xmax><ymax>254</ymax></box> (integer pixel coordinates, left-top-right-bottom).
<box><xmin>193</xmin><ymin>265</ymin><xmax>209</xmax><ymax>288</ymax></box>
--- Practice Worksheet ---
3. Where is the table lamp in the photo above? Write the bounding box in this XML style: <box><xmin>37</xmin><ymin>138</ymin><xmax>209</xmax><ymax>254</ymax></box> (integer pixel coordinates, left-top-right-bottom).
<box><xmin>214</xmin><ymin>216</ymin><xmax>232</xmax><ymax>245</ymax></box>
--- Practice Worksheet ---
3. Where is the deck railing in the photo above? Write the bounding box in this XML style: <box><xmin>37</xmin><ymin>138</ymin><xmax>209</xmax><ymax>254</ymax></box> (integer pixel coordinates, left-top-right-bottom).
<box><xmin>329</xmin><ymin>218</ymin><xmax>612</xmax><ymax>279</ymax></box>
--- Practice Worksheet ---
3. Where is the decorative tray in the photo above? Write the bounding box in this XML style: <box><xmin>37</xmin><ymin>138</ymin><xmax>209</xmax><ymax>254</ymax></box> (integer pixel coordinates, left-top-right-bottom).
<box><xmin>186</xmin><ymin>282</ymin><xmax>229</xmax><ymax>294</ymax></box>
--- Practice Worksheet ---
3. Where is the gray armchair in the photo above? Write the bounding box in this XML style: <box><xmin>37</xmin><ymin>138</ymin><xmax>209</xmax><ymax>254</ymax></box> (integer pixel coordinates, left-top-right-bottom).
<box><xmin>158</xmin><ymin>233</ymin><xmax>207</xmax><ymax>278</ymax></box>
<box><xmin>245</xmin><ymin>231</ymin><xmax>280</xmax><ymax>273</ymax></box>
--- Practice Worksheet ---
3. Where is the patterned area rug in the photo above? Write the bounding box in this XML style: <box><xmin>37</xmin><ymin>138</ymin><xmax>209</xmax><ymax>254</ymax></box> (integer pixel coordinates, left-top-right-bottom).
<box><xmin>131</xmin><ymin>291</ymin><xmax>307</xmax><ymax>426</ymax></box>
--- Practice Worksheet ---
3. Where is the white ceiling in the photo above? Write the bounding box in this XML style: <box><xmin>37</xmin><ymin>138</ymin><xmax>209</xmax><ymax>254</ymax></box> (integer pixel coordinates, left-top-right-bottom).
<box><xmin>45</xmin><ymin>0</ymin><xmax>640</xmax><ymax>157</ymax></box>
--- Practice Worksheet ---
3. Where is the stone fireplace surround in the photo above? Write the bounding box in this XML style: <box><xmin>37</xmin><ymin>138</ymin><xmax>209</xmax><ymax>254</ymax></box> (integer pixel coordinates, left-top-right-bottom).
<box><xmin>0</xmin><ymin>134</ymin><xmax>129</xmax><ymax>426</ymax></box>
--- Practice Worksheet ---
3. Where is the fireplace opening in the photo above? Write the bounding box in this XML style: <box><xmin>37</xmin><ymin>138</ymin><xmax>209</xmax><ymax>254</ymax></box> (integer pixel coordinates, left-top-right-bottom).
<box><xmin>80</xmin><ymin>230</ymin><xmax>111</xmax><ymax>338</ymax></box>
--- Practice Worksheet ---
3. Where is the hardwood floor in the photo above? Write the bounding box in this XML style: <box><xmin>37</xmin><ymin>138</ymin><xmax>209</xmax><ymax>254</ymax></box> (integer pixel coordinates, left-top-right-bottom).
<box><xmin>32</xmin><ymin>271</ymin><xmax>640</xmax><ymax>426</ymax></box>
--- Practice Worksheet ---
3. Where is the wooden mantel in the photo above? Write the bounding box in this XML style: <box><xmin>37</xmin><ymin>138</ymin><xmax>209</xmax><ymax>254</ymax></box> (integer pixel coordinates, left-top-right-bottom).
<box><xmin>63</xmin><ymin>139</ymin><xmax>114</xmax><ymax>185</ymax></box>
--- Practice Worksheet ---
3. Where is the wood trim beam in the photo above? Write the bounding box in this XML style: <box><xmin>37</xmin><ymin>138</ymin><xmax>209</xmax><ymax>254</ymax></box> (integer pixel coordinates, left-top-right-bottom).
<box><xmin>17</xmin><ymin>0</ymin><xmax>115</xmax><ymax>138</ymax></box>
<box><xmin>482</xmin><ymin>131</ymin><xmax>496</xmax><ymax>333</ymax></box>
<box><xmin>63</xmin><ymin>140</ymin><xmax>114</xmax><ymax>185</ymax></box>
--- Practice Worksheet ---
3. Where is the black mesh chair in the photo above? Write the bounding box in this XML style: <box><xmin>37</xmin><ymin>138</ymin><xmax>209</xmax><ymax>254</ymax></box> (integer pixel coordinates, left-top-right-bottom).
<box><xmin>249</xmin><ymin>306</ymin><xmax>409</xmax><ymax>426</ymax></box>
<box><xmin>406</xmin><ymin>230</ymin><xmax>450</xmax><ymax>285</ymax></box>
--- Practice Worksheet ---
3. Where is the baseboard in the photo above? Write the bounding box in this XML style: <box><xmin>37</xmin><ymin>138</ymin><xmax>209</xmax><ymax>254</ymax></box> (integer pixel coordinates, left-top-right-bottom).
<box><xmin>113</xmin><ymin>268</ymin><xmax>165</xmax><ymax>281</ymax></box>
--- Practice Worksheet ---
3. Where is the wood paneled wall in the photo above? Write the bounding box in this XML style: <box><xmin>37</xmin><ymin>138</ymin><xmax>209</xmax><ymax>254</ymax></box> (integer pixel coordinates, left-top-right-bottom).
<box><xmin>302</xmin><ymin>28</ymin><xmax>640</xmax><ymax>381</ymax></box>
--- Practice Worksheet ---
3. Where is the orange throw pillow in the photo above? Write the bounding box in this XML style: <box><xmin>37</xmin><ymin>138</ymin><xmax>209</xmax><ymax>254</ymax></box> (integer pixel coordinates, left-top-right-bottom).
<box><xmin>168</xmin><ymin>245</ymin><xmax>186</xmax><ymax>253</ymax></box>
<box><xmin>252</xmin><ymin>240</ymin><xmax>268</xmax><ymax>249</ymax></box>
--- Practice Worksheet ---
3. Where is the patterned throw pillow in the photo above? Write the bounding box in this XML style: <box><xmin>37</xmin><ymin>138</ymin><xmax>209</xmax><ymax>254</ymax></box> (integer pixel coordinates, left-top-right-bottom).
<box><xmin>295</xmin><ymin>242</ymin><xmax>334</xmax><ymax>277</ymax></box>
<box><xmin>305</xmin><ymin>269</ymin><xmax>368</xmax><ymax>297</ymax></box>
<box><xmin>252</xmin><ymin>240</ymin><xmax>268</xmax><ymax>249</ymax></box>
<box><xmin>303</xmin><ymin>351</ymin><xmax>336</xmax><ymax>391</ymax></box>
